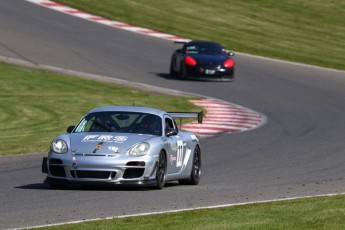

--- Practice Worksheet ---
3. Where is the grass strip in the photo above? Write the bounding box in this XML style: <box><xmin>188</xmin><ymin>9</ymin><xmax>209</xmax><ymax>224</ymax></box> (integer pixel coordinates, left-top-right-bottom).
<box><xmin>38</xmin><ymin>194</ymin><xmax>345</xmax><ymax>229</ymax></box>
<box><xmin>0</xmin><ymin>63</ymin><xmax>199</xmax><ymax>155</ymax></box>
<box><xmin>54</xmin><ymin>0</ymin><xmax>345</xmax><ymax>70</ymax></box>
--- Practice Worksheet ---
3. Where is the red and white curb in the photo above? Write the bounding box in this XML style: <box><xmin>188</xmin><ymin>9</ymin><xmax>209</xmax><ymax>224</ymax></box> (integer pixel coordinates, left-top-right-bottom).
<box><xmin>25</xmin><ymin>0</ymin><xmax>190</xmax><ymax>43</ymax></box>
<box><xmin>182</xmin><ymin>99</ymin><xmax>264</xmax><ymax>137</ymax></box>
<box><xmin>24</xmin><ymin>0</ymin><xmax>265</xmax><ymax>136</ymax></box>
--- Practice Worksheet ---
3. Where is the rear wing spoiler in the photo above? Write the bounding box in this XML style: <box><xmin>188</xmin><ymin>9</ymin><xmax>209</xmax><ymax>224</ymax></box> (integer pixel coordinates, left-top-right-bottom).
<box><xmin>169</xmin><ymin>111</ymin><xmax>203</xmax><ymax>128</ymax></box>
<box><xmin>173</xmin><ymin>40</ymin><xmax>189</xmax><ymax>45</ymax></box>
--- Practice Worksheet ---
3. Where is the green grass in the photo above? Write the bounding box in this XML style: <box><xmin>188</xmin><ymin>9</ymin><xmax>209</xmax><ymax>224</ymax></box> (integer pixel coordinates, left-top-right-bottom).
<box><xmin>54</xmin><ymin>0</ymin><xmax>345</xmax><ymax>70</ymax></box>
<box><xmin>38</xmin><ymin>195</ymin><xmax>345</xmax><ymax>229</ymax></box>
<box><xmin>0</xmin><ymin>63</ymin><xmax>199</xmax><ymax>155</ymax></box>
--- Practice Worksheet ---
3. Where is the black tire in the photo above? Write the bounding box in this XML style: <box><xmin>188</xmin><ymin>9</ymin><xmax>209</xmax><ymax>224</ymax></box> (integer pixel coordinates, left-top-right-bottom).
<box><xmin>179</xmin><ymin>146</ymin><xmax>201</xmax><ymax>185</ymax></box>
<box><xmin>169</xmin><ymin>59</ymin><xmax>177</xmax><ymax>77</ymax></box>
<box><xmin>155</xmin><ymin>151</ymin><xmax>167</xmax><ymax>189</ymax></box>
<box><xmin>178</xmin><ymin>62</ymin><xmax>187</xmax><ymax>79</ymax></box>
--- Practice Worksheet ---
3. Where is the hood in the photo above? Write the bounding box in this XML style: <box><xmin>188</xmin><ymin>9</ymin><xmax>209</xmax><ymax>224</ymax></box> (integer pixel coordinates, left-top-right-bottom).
<box><xmin>69</xmin><ymin>133</ymin><xmax>155</xmax><ymax>154</ymax></box>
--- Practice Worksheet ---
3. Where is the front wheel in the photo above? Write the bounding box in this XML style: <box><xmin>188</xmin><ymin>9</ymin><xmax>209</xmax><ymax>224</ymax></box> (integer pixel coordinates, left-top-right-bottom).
<box><xmin>155</xmin><ymin>151</ymin><xmax>166</xmax><ymax>189</ymax></box>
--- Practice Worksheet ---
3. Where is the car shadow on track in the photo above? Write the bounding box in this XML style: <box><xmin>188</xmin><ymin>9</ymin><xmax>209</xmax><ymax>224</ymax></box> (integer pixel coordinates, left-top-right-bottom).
<box><xmin>155</xmin><ymin>73</ymin><xmax>230</xmax><ymax>83</ymax></box>
<box><xmin>15</xmin><ymin>182</ymin><xmax>180</xmax><ymax>191</ymax></box>
<box><xmin>15</xmin><ymin>183</ymin><xmax>49</xmax><ymax>190</ymax></box>
<box><xmin>155</xmin><ymin>73</ymin><xmax>179</xmax><ymax>80</ymax></box>
<box><xmin>156</xmin><ymin>73</ymin><xmax>203</xmax><ymax>81</ymax></box>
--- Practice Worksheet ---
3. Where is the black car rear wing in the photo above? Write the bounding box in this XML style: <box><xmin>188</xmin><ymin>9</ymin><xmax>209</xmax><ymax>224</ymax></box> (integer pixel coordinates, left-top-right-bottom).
<box><xmin>169</xmin><ymin>111</ymin><xmax>203</xmax><ymax>128</ymax></box>
<box><xmin>173</xmin><ymin>41</ymin><xmax>189</xmax><ymax>45</ymax></box>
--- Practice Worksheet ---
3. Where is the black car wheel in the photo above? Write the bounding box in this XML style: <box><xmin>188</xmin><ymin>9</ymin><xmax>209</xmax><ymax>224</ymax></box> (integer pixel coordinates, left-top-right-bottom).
<box><xmin>179</xmin><ymin>146</ymin><xmax>201</xmax><ymax>185</ymax></box>
<box><xmin>169</xmin><ymin>59</ymin><xmax>177</xmax><ymax>77</ymax></box>
<box><xmin>156</xmin><ymin>151</ymin><xmax>166</xmax><ymax>189</ymax></box>
<box><xmin>178</xmin><ymin>62</ymin><xmax>187</xmax><ymax>79</ymax></box>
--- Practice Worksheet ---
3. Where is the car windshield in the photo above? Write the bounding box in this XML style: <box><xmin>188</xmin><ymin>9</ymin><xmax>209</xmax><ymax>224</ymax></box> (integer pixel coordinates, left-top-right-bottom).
<box><xmin>185</xmin><ymin>43</ymin><xmax>224</xmax><ymax>55</ymax></box>
<box><xmin>73</xmin><ymin>112</ymin><xmax>162</xmax><ymax>136</ymax></box>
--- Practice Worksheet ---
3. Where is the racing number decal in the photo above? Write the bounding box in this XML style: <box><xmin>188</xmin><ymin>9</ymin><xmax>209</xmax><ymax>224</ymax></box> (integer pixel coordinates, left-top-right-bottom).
<box><xmin>176</xmin><ymin>140</ymin><xmax>184</xmax><ymax>167</ymax></box>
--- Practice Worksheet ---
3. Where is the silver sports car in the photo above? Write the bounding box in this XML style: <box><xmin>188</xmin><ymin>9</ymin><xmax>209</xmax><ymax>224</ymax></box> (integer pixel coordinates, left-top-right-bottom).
<box><xmin>42</xmin><ymin>106</ymin><xmax>203</xmax><ymax>189</ymax></box>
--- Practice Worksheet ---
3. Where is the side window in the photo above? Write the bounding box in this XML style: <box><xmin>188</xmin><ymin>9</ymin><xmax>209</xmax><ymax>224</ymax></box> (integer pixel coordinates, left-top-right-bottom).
<box><xmin>165</xmin><ymin>117</ymin><xmax>174</xmax><ymax>129</ymax></box>
<box><xmin>165</xmin><ymin>117</ymin><xmax>178</xmax><ymax>135</ymax></box>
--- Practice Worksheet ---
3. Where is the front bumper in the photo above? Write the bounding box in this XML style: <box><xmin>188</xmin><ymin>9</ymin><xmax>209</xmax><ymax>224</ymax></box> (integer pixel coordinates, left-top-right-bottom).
<box><xmin>44</xmin><ymin>176</ymin><xmax>157</xmax><ymax>187</ymax></box>
<box><xmin>42</xmin><ymin>153</ymin><xmax>158</xmax><ymax>187</ymax></box>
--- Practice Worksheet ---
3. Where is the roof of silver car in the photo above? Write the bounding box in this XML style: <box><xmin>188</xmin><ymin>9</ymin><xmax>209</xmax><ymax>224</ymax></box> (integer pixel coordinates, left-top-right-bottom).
<box><xmin>88</xmin><ymin>106</ymin><xmax>166</xmax><ymax>116</ymax></box>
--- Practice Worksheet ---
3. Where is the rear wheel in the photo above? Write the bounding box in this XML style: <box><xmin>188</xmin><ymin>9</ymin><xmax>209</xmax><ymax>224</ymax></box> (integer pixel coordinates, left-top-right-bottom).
<box><xmin>170</xmin><ymin>59</ymin><xmax>177</xmax><ymax>77</ymax></box>
<box><xmin>179</xmin><ymin>146</ymin><xmax>201</xmax><ymax>185</ymax></box>
<box><xmin>178</xmin><ymin>63</ymin><xmax>187</xmax><ymax>79</ymax></box>
<box><xmin>155</xmin><ymin>151</ymin><xmax>166</xmax><ymax>189</ymax></box>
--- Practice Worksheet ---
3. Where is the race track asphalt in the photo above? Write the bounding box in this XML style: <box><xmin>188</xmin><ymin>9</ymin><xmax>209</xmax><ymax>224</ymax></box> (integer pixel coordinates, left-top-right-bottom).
<box><xmin>1</xmin><ymin>0</ymin><xmax>345</xmax><ymax>228</ymax></box>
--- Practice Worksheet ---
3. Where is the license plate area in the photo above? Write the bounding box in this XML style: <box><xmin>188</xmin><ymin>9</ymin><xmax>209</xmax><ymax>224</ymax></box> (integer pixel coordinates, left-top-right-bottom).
<box><xmin>205</xmin><ymin>69</ymin><xmax>216</xmax><ymax>75</ymax></box>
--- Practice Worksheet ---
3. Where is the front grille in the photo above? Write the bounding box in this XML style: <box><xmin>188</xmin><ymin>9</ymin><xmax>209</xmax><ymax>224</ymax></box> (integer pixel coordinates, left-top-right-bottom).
<box><xmin>49</xmin><ymin>165</ymin><xmax>66</xmax><ymax>177</ymax></box>
<box><xmin>123</xmin><ymin>168</ymin><xmax>145</xmax><ymax>179</ymax></box>
<box><xmin>70</xmin><ymin>170</ymin><xmax>76</xmax><ymax>178</ymax></box>
<box><xmin>72</xmin><ymin>170</ymin><xmax>114</xmax><ymax>179</ymax></box>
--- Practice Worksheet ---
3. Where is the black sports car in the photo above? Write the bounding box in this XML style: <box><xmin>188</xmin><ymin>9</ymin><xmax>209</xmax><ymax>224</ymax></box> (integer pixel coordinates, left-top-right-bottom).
<box><xmin>170</xmin><ymin>40</ymin><xmax>235</xmax><ymax>81</ymax></box>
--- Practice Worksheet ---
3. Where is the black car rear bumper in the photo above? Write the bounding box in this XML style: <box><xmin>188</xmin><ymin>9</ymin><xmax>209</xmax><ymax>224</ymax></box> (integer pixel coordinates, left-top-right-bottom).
<box><xmin>185</xmin><ymin>66</ymin><xmax>234</xmax><ymax>81</ymax></box>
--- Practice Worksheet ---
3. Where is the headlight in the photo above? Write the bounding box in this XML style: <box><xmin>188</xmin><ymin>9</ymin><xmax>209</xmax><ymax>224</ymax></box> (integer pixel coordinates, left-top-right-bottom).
<box><xmin>52</xmin><ymin>139</ymin><xmax>68</xmax><ymax>154</ymax></box>
<box><xmin>129</xmin><ymin>142</ymin><xmax>150</xmax><ymax>156</ymax></box>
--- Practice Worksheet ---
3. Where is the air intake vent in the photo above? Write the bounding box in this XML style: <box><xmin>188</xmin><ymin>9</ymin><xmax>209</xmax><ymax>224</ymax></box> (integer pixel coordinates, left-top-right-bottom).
<box><xmin>73</xmin><ymin>170</ymin><xmax>113</xmax><ymax>179</ymax></box>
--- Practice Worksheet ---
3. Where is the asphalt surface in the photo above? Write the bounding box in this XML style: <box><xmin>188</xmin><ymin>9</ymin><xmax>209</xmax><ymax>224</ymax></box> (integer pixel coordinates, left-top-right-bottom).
<box><xmin>1</xmin><ymin>0</ymin><xmax>345</xmax><ymax>229</ymax></box>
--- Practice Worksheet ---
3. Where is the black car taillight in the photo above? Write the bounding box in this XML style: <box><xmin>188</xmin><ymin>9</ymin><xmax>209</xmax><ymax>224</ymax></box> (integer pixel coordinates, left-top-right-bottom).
<box><xmin>224</xmin><ymin>59</ymin><xmax>235</xmax><ymax>68</ymax></box>
<box><xmin>185</xmin><ymin>56</ymin><xmax>197</xmax><ymax>66</ymax></box>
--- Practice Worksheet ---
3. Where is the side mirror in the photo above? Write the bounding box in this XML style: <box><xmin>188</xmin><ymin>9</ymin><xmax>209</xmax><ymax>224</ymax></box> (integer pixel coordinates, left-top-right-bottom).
<box><xmin>67</xmin><ymin>126</ymin><xmax>75</xmax><ymax>133</ymax></box>
<box><xmin>227</xmin><ymin>52</ymin><xmax>235</xmax><ymax>57</ymax></box>
<box><xmin>166</xmin><ymin>128</ymin><xmax>178</xmax><ymax>137</ymax></box>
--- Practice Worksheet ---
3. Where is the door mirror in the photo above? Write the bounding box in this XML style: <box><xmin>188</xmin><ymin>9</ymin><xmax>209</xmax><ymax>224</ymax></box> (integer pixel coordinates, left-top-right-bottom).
<box><xmin>67</xmin><ymin>126</ymin><xmax>75</xmax><ymax>133</ymax></box>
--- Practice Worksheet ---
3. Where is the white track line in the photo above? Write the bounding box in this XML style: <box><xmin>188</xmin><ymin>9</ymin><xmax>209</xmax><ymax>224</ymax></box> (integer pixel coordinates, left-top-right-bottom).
<box><xmin>24</xmin><ymin>192</ymin><xmax>345</xmax><ymax>230</ymax></box>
